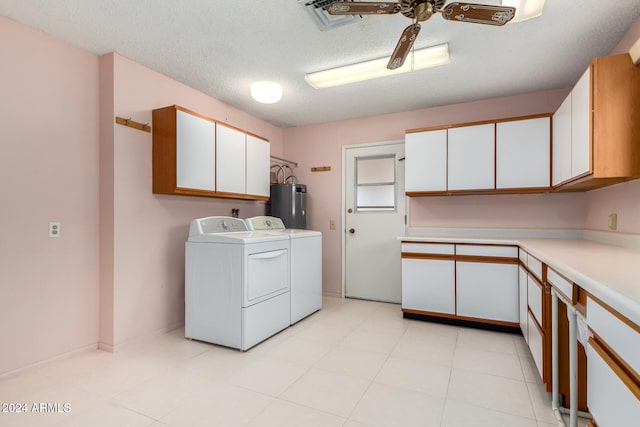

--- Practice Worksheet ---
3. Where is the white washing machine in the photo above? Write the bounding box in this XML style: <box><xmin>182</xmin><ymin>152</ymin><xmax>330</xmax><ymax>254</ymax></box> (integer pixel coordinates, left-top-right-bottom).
<box><xmin>185</xmin><ymin>216</ymin><xmax>290</xmax><ymax>350</ymax></box>
<box><xmin>246</xmin><ymin>216</ymin><xmax>322</xmax><ymax>324</ymax></box>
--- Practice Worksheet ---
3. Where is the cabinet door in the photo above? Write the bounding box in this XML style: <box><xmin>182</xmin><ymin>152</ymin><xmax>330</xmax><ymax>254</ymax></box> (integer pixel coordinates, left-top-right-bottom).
<box><xmin>216</xmin><ymin>124</ymin><xmax>246</xmax><ymax>194</ymax></box>
<box><xmin>405</xmin><ymin>130</ymin><xmax>447</xmax><ymax>192</ymax></box>
<box><xmin>528</xmin><ymin>311</ymin><xmax>545</xmax><ymax>380</ymax></box>
<box><xmin>176</xmin><ymin>110</ymin><xmax>216</xmax><ymax>191</ymax></box>
<box><xmin>496</xmin><ymin>118</ymin><xmax>550</xmax><ymax>189</ymax></box>
<box><xmin>518</xmin><ymin>266</ymin><xmax>528</xmax><ymax>341</ymax></box>
<box><xmin>552</xmin><ymin>93</ymin><xmax>572</xmax><ymax>186</ymax></box>
<box><xmin>448</xmin><ymin>124</ymin><xmax>495</xmax><ymax>190</ymax></box>
<box><xmin>588</xmin><ymin>339</ymin><xmax>640</xmax><ymax>426</ymax></box>
<box><xmin>246</xmin><ymin>135</ymin><xmax>270</xmax><ymax>197</ymax></box>
<box><xmin>571</xmin><ymin>68</ymin><xmax>591</xmax><ymax>178</ymax></box>
<box><xmin>456</xmin><ymin>261</ymin><xmax>519</xmax><ymax>322</ymax></box>
<box><xmin>401</xmin><ymin>258</ymin><xmax>455</xmax><ymax>314</ymax></box>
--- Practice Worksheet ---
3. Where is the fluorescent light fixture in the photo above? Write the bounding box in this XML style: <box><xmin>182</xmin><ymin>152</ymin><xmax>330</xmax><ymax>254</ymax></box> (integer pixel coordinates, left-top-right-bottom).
<box><xmin>502</xmin><ymin>0</ymin><xmax>545</xmax><ymax>23</ymax></box>
<box><xmin>250</xmin><ymin>81</ymin><xmax>283</xmax><ymax>103</ymax></box>
<box><xmin>305</xmin><ymin>43</ymin><xmax>450</xmax><ymax>89</ymax></box>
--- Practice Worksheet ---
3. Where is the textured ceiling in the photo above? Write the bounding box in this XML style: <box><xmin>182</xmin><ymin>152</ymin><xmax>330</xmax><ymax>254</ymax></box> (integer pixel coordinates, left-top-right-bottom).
<box><xmin>1</xmin><ymin>1</ymin><xmax>639</xmax><ymax>128</ymax></box>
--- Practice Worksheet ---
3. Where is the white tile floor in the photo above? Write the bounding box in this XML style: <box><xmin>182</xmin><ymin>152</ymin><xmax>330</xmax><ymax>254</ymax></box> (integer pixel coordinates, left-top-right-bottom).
<box><xmin>0</xmin><ymin>297</ymin><xmax>588</xmax><ymax>427</ymax></box>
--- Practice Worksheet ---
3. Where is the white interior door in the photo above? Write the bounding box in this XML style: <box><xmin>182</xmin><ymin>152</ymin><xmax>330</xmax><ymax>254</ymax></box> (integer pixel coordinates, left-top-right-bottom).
<box><xmin>344</xmin><ymin>142</ymin><xmax>405</xmax><ymax>303</ymax></box>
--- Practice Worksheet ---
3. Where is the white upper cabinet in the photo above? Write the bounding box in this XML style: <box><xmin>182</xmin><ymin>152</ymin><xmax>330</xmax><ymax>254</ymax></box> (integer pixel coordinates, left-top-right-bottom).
<box><xmin>176</xmin><ymin>110</ymin><xmax>216</xmax><ymax>191</ymax></box>
<box><xmin>552</xmin><ymin>93</ymin><xmax>572</xmax><ymax>186</ymax></box>
<box><xmin>571</xmin><ymin>68</ymin><xmax>591</xmax><ymax>178</ymax></box>
<box><xmin>216</xmin><ymin>124</ymin><xmax>246</xmax><ymax>194</ymax></box>
<box><xmin>448</xmin><ymin>124</ymin><xmax>495</xmax><ymax>191</ymax></box>
<box><xmin>496</xmin><ymin>117</ymin><xmax>550</xmax><ymax>189</ymax></box>
<box><xmin>245</xmin><ymin>134</ymin><xmax>270</xmax><ymax>197</ymax></box>
<box><xmin>405</xmin><ymin>129</ymin><xmax>447</xmax><ymax>192</ymax></box>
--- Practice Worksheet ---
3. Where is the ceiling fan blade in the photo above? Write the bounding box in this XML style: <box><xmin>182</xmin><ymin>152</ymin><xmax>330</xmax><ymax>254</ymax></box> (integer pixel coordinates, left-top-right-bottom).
<box><xmin>440</xmin><ymin>2</ymin><xmax>515</xmax><ymax>26</ymax></box>
<box><xmin>387</xmin><ymin>23</ymin><xmax>421</xmax><ymax>70</ymax></box>
<box><xmin>326</xmin><ymin>2</ymin><xmax>401</xmax><ymax>15</ymax></box>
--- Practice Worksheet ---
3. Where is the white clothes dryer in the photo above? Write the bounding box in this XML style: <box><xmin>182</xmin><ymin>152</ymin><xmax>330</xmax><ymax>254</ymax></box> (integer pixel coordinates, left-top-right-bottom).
<box><xmin>245</xmin><ymin>216</ymin><xmax>322</xmax><ymax>324</ymax></box>
<box><xmin>185</xmin><ymin>216</ymin><xmax>290</xmax><ymax>350</ymax></box>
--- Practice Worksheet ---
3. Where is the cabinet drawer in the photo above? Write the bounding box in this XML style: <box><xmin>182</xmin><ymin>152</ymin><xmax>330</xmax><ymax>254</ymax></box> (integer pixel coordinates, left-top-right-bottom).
<box><xmin>527</xmin><ymin>255</ymin><xmax>543</xmax><ymax>281</ymax></box>
<box><xmin>587</xmin><ymin>338</ymin><xmax>640</xmax><ymax>426</ymax></box>
<box><xmin>519</xmin><ymin>248</ymin><xmax>527</xmax><ymax>264</ymax></box>
<box><xmin>528</xmin><ymin>311</ymin><xmax>544</xmax><ymax>380</ymax></box>
<box><xmin>456</xmin><ymin>245</ymin><xmax>518</xmax><ymax>258</ymax></box>
<box><xmin>587</xmin><ymin>296</ymin><xmax>640</xmax><ymax>376</ymax></box>
<box><xmin>547</xmin><ymin>267</ymin><xmax>572</xmax><ymax>302</ymax></box>
<box><xmin>401</xmin><ymin>243</ymin><xmax>454</xmax><ymax>255</ymax></box>
<box><xmin>527</xmin><ymin>275</ymin><xmax>543</xmax><ymax>326</ymax></box>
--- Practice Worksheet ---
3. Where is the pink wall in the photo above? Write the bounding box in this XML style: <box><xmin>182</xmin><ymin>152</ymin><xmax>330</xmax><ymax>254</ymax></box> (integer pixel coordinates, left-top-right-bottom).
<box><xmin>411</xmin><ymin>193</ymin><xmax>585</xmax><ymax>229</ymax></box>
<box><xmin>0</xmin><ymin>15</ymin><xmax>285</xmax><ymax>373</ymax></box>
<box><xmin>584</xmin><ymin>16</ymin><xmax>640</xmax><ymax>234</ymax></box>
<box><xmin>0</xmin><ymin>17</ymin><xmax>100</xmax><ymax>374</ymax></box>
<box><xmin>101</xmin><ymin>53</ymin><xmax>284</xmax><ymax>348</ymax></box>
<box><xmin>283</xmin><ymin>90</ymin><xmax>584</xmax><ymax>296</ymax></box>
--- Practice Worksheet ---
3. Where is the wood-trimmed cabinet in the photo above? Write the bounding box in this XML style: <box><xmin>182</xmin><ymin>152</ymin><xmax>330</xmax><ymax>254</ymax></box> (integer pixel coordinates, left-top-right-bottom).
<box><xmin>401</xmin><ymin>242</ymin><xmax>520</xmax><ymax>329</ymax></box>
<box><xmin>152</xmin><ymin>105</ymin><xmax>270</xmax><ymax>200</ymax></box>
<box><xmin>586</xmin><ymin>295</ymin><xmax>640</xmax><ymax>426</ymax></box>
<box><xmin>405</xmin><ymin>114</ymin><xmax>551</xmax><ymax>196</ymax></box>
<box><xmin>552</xmin><ymin>53</ymin><xmax>640</xmax><ymax>191</ymax></box>
<box><xmin>518</xmin><ymin>249</ymin><xmax>552</xmax><ymax>390</ymax></box>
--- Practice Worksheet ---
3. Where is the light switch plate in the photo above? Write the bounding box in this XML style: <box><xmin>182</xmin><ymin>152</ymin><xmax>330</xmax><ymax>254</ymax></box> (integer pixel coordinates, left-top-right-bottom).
<box><xmin>608</xmin><ymin>213</ymin><xmax>617</xmax><ymax>231</ymax></box>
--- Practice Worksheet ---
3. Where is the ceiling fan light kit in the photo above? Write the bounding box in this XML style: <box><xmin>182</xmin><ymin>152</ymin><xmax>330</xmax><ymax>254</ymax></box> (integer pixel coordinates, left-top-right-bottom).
<box><xmin>305</xmin><ymin>43</ymin><xmax>450</xmax><ymax>89</ymax></box>
<box><xmin>250</xmin><ymin>81</ymin><xmax>283</xmax><ymax>104</ymax></box>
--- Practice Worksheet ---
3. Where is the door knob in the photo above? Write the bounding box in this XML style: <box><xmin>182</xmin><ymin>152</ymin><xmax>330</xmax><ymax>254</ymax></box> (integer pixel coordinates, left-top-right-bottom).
<box><xmin>347</xmin><ymin>208</ymin><xmax>353</xmax><ymax>214</ymax></box>
<box><xmin>349</xmin><ymin>228</ymin><xmax>355</xmax><ymax>234</ymax></box>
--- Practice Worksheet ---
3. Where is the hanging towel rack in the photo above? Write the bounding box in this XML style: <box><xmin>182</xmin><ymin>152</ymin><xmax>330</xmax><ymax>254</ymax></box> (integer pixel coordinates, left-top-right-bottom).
<box><xmin>115</xmin><ymin>116</ymin><xmax>151</xmax><ymax>133</ymax></box>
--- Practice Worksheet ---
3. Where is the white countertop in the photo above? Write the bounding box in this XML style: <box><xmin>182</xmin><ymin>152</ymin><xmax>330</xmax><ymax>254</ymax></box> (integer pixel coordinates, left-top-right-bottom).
<box><xmin>399</xmin><ymin>234</ymin><xmax>640</xmax><ymax>326</ymax></box>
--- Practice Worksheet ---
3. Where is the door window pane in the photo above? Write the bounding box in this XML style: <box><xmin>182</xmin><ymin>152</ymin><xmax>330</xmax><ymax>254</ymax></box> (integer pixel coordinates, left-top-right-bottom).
<box><xmin>355</xmin><ymin>155</ymin><xmax>396</xmax><ymax>212</ymax></box>
<box><xmin>357</xmin><ymin>157</ymin><xmax>395</xmax><ymax>184</ymax></box>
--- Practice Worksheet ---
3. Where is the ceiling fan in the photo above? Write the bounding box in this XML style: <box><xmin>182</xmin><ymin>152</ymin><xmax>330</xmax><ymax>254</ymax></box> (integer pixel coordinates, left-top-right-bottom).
<box><xmin>327</xmin><ymin>1</ymin><xmax>516</xmax><ymax>70</ymax></box>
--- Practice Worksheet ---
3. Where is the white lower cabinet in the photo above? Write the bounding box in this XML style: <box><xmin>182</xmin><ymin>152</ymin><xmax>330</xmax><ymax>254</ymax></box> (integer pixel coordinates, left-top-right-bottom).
<box><xmin>528</xmin><ymin>311</ymin><xmax>545</xmax><ymax>379</ymax></box>
<box><xmin>401</xmin><ymin>258</ymin><xmax>455</xmax><ymax>314</ymax></box>
<box><xmin>401</xmin><ymin>242</ymin><xmax>519</xmax><ymax>326</ymax></box>
<box><xmin>518</xmin><ymin>265</ymin><xmax>528</xmax><ymax>342</ymax></box>
<box><xmin>456</xmin><ymin>261</ymin><xmax>519</xmax><ymax>322</ymax></box>
<box><xmin>587</xmin><ymin>338</ymin><xmax>640</xmax><ymax>426</ymax></box>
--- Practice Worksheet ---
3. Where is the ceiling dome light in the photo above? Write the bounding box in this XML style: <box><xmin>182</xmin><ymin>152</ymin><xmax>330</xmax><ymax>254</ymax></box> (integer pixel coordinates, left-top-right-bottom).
<box><xmin>250</xmin><ymin>81</ymin><xmax>283</xmax><ymax>104</ymax></box>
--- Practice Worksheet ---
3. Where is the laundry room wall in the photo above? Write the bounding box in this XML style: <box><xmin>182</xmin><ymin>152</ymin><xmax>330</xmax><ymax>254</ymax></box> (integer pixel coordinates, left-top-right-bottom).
<box><xmin>0</xmin><ymin>14</ymin><xmax>287</xmax><ymax>375</ymax></box>
<box><xmin>0</xmin><ymin>16</ymin><xmax>101</xmax><ymax>376</ymax></box>
<box><xmin>100</xmin><ymin>52</ymin><xmax>285</xmax><ymax>349</ymax></box>
<box><xmin>282</xmin><ymin>90</ymin><xmax>586</xmax><ymax>298</ymax></box>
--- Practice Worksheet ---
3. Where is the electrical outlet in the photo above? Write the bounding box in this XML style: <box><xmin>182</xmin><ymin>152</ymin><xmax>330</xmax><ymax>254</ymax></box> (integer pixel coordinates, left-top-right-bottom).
<box><xmin>608</xmin><ymin>213</ymin><xmax>617</xmax><ymax>231</ymax></box>
<box><xmin>231</xmin><ymin>208</ymin><xmax>240</xmax><ymax>218</ymax></box>
<box><xmin>48</xmin><ymin>222</ymin><xmax>61</xmax><ymax>238</ymax></box>
<box><xmin>329</xmin><ymin>219</ymin><xmax>336</xmax><ymax>230</ymax></box>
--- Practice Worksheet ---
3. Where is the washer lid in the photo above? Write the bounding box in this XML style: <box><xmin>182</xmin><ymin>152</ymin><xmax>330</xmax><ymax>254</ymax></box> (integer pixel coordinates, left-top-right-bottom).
<box><xmin>188</xmin><ymin>230</ymin><xmax>289</xmax><ymax>243</ymax></box>
<box><xmin>278</xmin><ymin>229</ymin><xmax>322</xmax><ymax>239</ymax></box>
